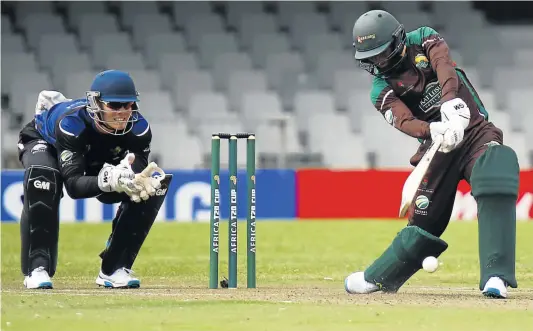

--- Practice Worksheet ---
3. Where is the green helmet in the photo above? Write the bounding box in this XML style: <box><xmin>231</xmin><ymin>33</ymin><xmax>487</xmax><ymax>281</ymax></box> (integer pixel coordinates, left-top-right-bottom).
<box><xmin>352</xmin><ymin>10</ymin><xmax>407</xmax><ymax>77</ymax></box>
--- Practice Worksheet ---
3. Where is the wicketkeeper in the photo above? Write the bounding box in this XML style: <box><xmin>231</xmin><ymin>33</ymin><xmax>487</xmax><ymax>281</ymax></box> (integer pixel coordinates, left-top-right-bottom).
<box><xmin>17</xmin><ymin>70</ymin><xmax>173</xmax><ymax>289</ymax></box>
<box><xmin>344</xmin><ymin>10</ymin><xmax>519</xmax><ymax>298</ymax></box>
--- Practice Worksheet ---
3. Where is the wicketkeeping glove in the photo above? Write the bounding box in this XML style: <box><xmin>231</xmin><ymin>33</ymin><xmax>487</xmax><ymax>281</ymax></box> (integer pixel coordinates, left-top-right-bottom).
<box><xmin>97</xmin><ymin>153</ymin><xmax>141</xmax><ymax>196</ymax></box>
<box><xmin>129</xmin><ymin>162</ymin><xmax>165</xmax><ymax>203</ymax></box>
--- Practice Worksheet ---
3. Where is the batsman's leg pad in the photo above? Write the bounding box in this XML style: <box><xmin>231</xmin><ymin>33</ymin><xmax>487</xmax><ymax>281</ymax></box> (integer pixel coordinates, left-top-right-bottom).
<box><xmin>20</xmin><ymin>166</ymin><xmax>62</xmax><ymax>276</ymax></box>
<box><xmin>364</xmin><ymin>226</ymin><xmax>448</xmax><ymax>292</ymax></box>
<box><xmin>100</xmin><ymin>175</ymin><xmax>173</xmax><ymax>274</ymax></box>
<box><xmin>471</xmin><ymin>145</ymin><xmax>519</xmax><ymax>289</ymax></box>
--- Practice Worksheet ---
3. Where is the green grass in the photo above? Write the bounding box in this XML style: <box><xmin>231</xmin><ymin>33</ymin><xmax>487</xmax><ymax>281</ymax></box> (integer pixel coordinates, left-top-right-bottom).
<box><xmin>2</xmin><ymin>220</ymin><xmax>533</xmax><ymax>331</ymax></box>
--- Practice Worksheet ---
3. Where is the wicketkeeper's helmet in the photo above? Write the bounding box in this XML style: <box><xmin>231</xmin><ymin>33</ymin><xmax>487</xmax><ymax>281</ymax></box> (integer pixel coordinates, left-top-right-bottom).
<box><xmin>86</xmin><ymin>70</ymin><xmax>140</xmax><ymax>135</ymax></box>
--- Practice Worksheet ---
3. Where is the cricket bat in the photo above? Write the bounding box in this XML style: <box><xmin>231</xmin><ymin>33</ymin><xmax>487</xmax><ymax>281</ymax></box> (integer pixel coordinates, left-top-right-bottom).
<box><xmin>398</xmin><ymin>135</ymin><xmax>443</xmax><ymax>218</ymax></box>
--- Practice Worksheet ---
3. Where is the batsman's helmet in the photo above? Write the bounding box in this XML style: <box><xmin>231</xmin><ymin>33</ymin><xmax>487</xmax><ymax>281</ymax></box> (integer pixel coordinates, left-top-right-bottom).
<box><xmin>352</xmin><ymin>10</ymin><xmax>407</xmax><ymax>77</ymax></box>
<box><xmin>86</xmin><ymin>70</ymin><xmax>140</xmax><ymax>135</ymax></box>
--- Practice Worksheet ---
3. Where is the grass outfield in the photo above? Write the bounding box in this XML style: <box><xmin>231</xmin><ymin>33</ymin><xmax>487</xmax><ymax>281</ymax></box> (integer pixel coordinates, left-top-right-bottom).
<box><xmin>2</xmin><ymin>220</ymin><xmax>532</xmax><ymax>331</ymax></box>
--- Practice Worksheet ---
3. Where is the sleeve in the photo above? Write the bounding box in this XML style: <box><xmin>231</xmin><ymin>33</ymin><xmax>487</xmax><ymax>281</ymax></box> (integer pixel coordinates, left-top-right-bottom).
<box><xmin>418</xmin><ymin>26</ymin><xmax>458</xmax><ymax>102</ymax></box>
<box><xmin>128</xmin><ymin>117</ymin><xmax>152</xmax><ymax>174</ymax></box>
<box><xmin>55</xmin><ymin>116</ymin><xmax>102</xmax><ymax>199</ymax></box>
<box><xmin>371</xmin><ymin>77</ymin><xmax>431</xmax><ymax>139</ymax></box>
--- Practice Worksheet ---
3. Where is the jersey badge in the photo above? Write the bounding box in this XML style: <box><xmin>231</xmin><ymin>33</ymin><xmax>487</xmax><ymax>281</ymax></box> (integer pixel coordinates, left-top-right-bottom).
<box><xmin>415</xmin><ymin>54</ymin><xmax>429</xmax><ymax>69</ymax></box>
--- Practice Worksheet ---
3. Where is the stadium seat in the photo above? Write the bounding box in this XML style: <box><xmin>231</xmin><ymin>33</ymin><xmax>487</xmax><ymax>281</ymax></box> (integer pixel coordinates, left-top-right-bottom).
<box><xmin>184</xmin><ymin>13</ymin><xmax>225</xmax><ymax>50</ymax></box>
<box><xmin>255</xmin><ymin>115</ymin><xmax>303</xmax><ymax>155</ymax></box>
<box><xmin>239</xmin><ymin>13</ymin><xmax>278</xmax><ymax>50</ymax></box>
<box><xmin>2</xmin><ymin>14</ymin><xmax>13</xmax><ymax>34</ymax></box>
<box><xmin>118</xmin><ymin>2</ymin><xmax>160</xmax><ymax>30</ymax></box>
<box><xmin>2</xmin><ymin>34</ymin><xmax>26</xmax><ymax>53</ymax></box>
<box><xmin>333</xmin><ymin>70</ymin><xmax>373</xmax><ymax>110</ymax></box>
<box><xmin>294</xmin><ymin>90</ymin><xmax>336</xmax><ymax>132</ymax></box>
<box><xmin>265</xmin><ymin>52</ymin><xmax>305</xmax><ymax>89</ymax></box>
<box><xmin>315</xmin><ymin>51</ymin><xmax>355</xmax><ymax>89</ymax></box>
<box><xmin>130</xmin><ymin>13</ymin><xmax>173</xmax><ymax>49</ymax></box>
<box><xmin>138</xmin><ymin>91</ymin><xmax>177</xmax><ymax>121</ymax></box>
<box><xmin>303</xmin><ymin>33</ymin><xmax>344</xmax><ymax>70</ymax></box>
<box><xmin>227</xmin><ymin>2</ymin><xmax>265</xmax><ymax>29</ymax></box>
<box><xmin>22</xmin><ymin>13</ymin><xmax>66</xmax><ymax>50</ymax></box>
<box><xmin>9</xmin><ymin>73</ymin><xmax>53</xmax><ymax>117</ymax></box>
<box><xmin>66</xmin><ymin>2</ymin><xmax>107</xmax><ymax>31</ymax></box>
<box><xmin>104</xmin><ymin>52</ymin><xmax>146</xmax><ymax>71</ymax></box>
<box><xmin>126</xmin><ymin>70</ymin><xmax>162</xmax><ymax>92</ymax></box>
<box><xmin>212</xmin><ymin>52</ymin><xmax>253</xmax><ymax>91</ymax></box>
<box><xmin>158</xmin><ymin>53</ymin><xmax>199</xmax><ymax>90</ymax></box>
<box><xmin>227</xmin><ymin>70</ymin><xmax>268</xmax><ymax>112</ymax></box>
<box><xmin>14</xmin><ymin>2</ymin><xmax>55</xmax><ymax>29</ymax></box>
<box><xmin>172</xmin><ymin>2</ymin><xmax>212</xmax><ymax>28</ymax></box>
<box><xmin>2</xmin><ymin>53</ymin><xmax>39</xmax><ymax>95</ymax></box>
<box><xmin>198</xmin><ymin>33</ymin><xmax>240</xmax><ymax>69</ymax></box>
<box><xmin>241</xmin><ymin>91</ymin><xmax>286</xmax><ymax>130</ymax></box>
<box><xmin>79</xmin><ymin>14</ymin><xmax>119</xmax><ymax>49</ymax></box>
<box><xmin>188</xmin><ymin>92</ymin><xmax>232</xmax><ymax>127</ymax></box>
<box><xmin>51</xmin><ymin>53</ymin><xmax>92</xmax><ymax>91</ymax></box>
<box><xmin>64</xmin><ymin>71</ymin><xmax>99</xmax><ymax>98</ymax></box>
<box><xmin>174</xmin><ymin>70</ymin><xmax>214</xmax><ymax>112</ymax></box>
<box><xmin>91</xmin><ymin>33</ymin><xmax>134</xmax><ymax>69</ymax></box>
<box><xmin>251</xmin><ymin>33</ymin><xmax>292</xmax><ymax>68</ymax></box>
<box><xmin>144</xmin><ymin>33</ymin><xmax>187</xmax><ymax>69</ymax></box>
<box><xmin>277</xmin><ymin>2</ymin><xmax>316</xmax><ymax>29</ymax></box>
<box><xmin>38</xmin><ymin>34</ymin><xmax>79</xmax><ymax>69</ymax></box>
<box><xmin>289</xmin><ymin>13</ymin><xmax>329</xmax><ymax>50</ymax></box>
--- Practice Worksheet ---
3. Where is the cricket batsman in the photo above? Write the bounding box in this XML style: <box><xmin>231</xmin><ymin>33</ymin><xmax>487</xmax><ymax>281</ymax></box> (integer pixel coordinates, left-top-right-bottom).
<box><xmin>17</xmin><ymin>70</ymin><xmax>172</xmax><ymax>289</ymax></box>
<box><xmin>344</xmin><ymin>10</ymin><xmax>519</xmax><ymax>298</ymax></box>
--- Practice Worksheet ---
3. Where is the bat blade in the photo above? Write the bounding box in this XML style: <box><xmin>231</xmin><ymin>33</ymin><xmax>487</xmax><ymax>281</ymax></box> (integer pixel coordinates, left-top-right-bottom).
<box><xmin>398</xmin><ymin>135</ymin><xmax>443</xmax><ymax>217</ymax></box>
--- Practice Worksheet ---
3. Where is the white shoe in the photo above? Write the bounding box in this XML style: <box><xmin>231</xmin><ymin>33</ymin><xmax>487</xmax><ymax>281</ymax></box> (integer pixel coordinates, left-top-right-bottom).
<box><xmin>24</xmin><ymin>266</ymin><xmax>53</xmax><ymax>289</ymax></box>
<box><xmin>482</xmin><ymin>277</ymin><xmax>508</xmax><ymax>299</ymax></box>
<box><xmin>344</xmin><ymin>271</ymin><xmax>380</xmax><ymax>294</ymax></box>
<box><xmin>96</xmin><ymin>267</ymin><xmax>140</xmax><ymax>288</ymax></box>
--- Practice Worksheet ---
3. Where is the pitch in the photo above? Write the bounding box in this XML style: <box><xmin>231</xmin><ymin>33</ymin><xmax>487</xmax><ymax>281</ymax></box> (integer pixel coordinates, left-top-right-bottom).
<box><xmin>2</xmin><ymin>220</ymin><xmax>532</xmax><ymax>331</ymax></box>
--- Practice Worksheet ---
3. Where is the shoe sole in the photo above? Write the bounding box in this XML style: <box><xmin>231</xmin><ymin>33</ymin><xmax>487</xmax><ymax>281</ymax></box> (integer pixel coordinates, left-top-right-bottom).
<box><xmin>96</xmin><ymin>278</ymin><xmax>140</xmax><ymax>289</ymax></box>
<box><xmin>24</xmin><ymin>281</ymin><xmax>53</xmax><ymax>289</ymax></box>
<box><xmin>483</xmin><ymin>287</ymin><xmax>507</xmax><ymax>299</ymax></box>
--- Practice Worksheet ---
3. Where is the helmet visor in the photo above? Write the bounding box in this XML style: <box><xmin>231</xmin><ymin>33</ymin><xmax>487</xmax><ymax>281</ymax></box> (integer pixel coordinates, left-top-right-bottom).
<box><xmin>354</xmin><ymin>40</ymin><xmax>392</xmax><ymax>61</ymax></box>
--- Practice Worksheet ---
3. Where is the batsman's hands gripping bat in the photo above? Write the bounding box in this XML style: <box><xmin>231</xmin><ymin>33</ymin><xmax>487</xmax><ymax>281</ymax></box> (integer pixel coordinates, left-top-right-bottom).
<box><xmin>429</xmin><ymin>121</ymin><xmax>463</xmax><ymax>153</ymax></box>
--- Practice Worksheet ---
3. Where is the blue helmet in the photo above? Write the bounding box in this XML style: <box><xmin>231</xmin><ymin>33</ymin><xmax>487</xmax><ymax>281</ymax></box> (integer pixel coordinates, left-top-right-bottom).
<box><xmin>86</xmin><ymin>70</ymin><xmax>140</xmax><ymax>135</ymax></box>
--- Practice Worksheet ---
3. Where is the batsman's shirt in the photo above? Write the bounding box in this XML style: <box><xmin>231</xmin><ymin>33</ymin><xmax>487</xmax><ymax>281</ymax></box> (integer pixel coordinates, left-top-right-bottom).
<box><xmin>370</xmin><ymin>26</ymin><xmax>489</xmax><ymax>140</ymax></box>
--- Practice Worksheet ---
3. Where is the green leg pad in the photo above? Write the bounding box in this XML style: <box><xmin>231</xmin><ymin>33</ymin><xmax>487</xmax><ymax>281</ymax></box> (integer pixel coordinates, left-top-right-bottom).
<box><xmin>364</xmin><ymin>226</ymin><xmax>448</xmax><ymax>292</ymax></box>
<box><xmin>471</xmin><ymin>145</ymin><xmax>519</xmax><ymax>290</ymax></box>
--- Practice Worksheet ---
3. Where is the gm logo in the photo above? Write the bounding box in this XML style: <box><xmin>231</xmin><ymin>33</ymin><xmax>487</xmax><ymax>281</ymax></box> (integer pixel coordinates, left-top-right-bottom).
<box><xmin>34</xmin><ymin>180</ymin><xmax>50</xmax><ymax>190</ymax></box>
<box><xmin>155</xmin><ymin>188</ymin><xmax>167</xmax><ymax>196</ymax></box>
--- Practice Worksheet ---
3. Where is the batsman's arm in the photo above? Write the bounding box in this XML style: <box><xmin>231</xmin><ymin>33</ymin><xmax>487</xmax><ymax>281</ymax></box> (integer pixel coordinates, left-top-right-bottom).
<box><xmin>417</xmin><ymin>26</ymin><xmax>458</xmax><ymax>103</ymax></box>
<box><xmin>371</xmin><ymin>78</ymin><xmax>431</xmax><ymax>139</ymax></box>
<box><xmin>55</xmin><ymin>118</ymin><xmax>101</xmax><ymax>199</ymax></box>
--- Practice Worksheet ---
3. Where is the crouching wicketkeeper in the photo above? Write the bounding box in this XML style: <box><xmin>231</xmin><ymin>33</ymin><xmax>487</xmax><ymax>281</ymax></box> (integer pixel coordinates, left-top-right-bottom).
<box><xmin>17</xmin><ymin>70</ymin><xmax>173</xmax><ymax>289</ymax></box>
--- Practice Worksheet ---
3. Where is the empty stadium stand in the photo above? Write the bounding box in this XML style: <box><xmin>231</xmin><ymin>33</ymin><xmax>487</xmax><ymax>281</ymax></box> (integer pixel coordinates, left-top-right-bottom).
<box><xmin>2</xmin><ymin>1</ymin><xmax>532</xmax><ymax>170</ymax></box>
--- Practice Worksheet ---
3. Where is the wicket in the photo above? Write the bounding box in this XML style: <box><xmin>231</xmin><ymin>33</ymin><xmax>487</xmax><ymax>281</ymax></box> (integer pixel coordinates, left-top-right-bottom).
<box><xmin>209</xmin><ymin>133</ymin><xmax>256</xmax><ymax>289</ymax></box>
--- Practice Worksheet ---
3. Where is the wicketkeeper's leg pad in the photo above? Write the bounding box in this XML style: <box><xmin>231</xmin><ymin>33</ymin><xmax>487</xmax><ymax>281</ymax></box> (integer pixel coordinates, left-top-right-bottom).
<box><xmin>471</xmin><ymin>145</ymin><xmax>519</xmax><ymax>290</ymax></box>
<box><xmin>100</xmin><ymin>174</ymin><xmax>173</xmax><ymax>275</ymax></box>
<box><xmin>364</xmin><ymin>226</ymin><xmax>448</xmax><ymax>292</ymax></box>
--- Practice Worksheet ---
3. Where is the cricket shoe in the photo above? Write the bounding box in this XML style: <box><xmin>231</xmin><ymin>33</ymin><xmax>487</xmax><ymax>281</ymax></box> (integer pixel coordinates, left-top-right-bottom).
<box><xmin>24</xmin><ymin>266</ymin><xmax>53</xmax><ymax>289</ymax></box>
<box><xmin>482</xmin><ymin>277</ymin><xmax>508</xmax><ymax>299</ymax></box>
<box><xmin>344</xmin><ymin>271</ymin><xmax>380</xmax><ymax>294</ymax></box>
<box><xmin>96</xmin><ymin>267</ymin><xmax>140</xmax><ymax>289</ymax></box>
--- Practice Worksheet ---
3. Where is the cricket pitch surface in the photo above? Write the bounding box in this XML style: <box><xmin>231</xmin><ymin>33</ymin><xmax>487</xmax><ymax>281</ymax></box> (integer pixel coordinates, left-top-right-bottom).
<box><xmin>2</xmin><ymin>220</ymin><xmax>532</xmax><ymax>331</ymax></box>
